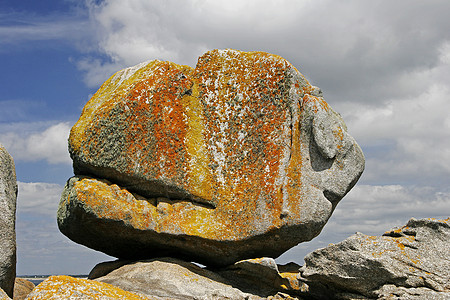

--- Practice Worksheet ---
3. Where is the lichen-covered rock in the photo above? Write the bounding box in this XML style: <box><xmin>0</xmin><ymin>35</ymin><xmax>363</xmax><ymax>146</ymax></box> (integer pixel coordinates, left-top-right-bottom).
<box><xmin>299</xmin><ymin>218</ymin><xmax>450</xmax><ymax>299</ymax></box>
<box><xmin>0</xmin><ymin>288</ymin><xmax>11</xmax><ymax>300</ymax></box>
<box><xmin>58</xmin><ymin>49</ymin><xmax>364</xmax><ymax>266</ymax></box>
<box><xmin>0</xmin><ymin>143</ymin><xmax>17</xmax><ymax>298</ymax></box>
<box><xmin>24</xmin><ymin>275</ymin><xmax>150</xmax><ymax>300</ymax></box>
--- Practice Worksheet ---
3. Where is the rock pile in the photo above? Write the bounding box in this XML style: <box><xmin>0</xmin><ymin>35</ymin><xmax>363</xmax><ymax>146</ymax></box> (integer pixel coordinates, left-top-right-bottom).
<box><xmin>0</xmin><ymin>143</ymin><xmax>17</xmax><ymax>298</ymax></box>
<box><xmin>299</xmin><ymin>217</ymin><xmax>450</xmax><ymax>299</ymax></box>
<box><xmin>57</xmin><ymin>49</ymin><xmax>365</xmax><ymax>267</ymax></box>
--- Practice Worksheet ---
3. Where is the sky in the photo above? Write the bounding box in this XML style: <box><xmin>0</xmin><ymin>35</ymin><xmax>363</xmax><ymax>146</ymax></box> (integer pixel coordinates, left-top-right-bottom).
<box><xmin>0</xmin><ymin>0</ymin><xmax>449</xmax><ymax>275</ymax></box>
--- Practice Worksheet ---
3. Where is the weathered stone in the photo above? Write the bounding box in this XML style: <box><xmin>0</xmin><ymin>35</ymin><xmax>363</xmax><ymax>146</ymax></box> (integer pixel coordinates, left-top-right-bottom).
<box><xmin>58</xmin><ymin>49</ymin><xmax>365</xmax><ymax>266</ymax></box>
<box><xmin>0</xmin><ymin>288</ymin><xmax>11</xmax><ymax>300</ymax></box>
<box><xmin>92</xmin><ymin>257</ymin><xmax>302</xmax><ymax>299</ymax></box>
<box><xmin>24</xmin><ymin>275</ymin><xmax>150</xmax><ymax>299</ymax></box>
<box><xmin>299</xmin><ymin>218</ymin><xmax>450</xmax><ymax>299</ymax></box>
<box><xmin>217</xmin><ymin>258</ymin><xmax>304</xmax><ymax>297</ymax></box>
<box><xmin>0</xmin><ymin>143</ymin><xmax>17</xmax><ymax>298</ymax></box>
<box><xmin>13</xmin><ymin>278</ymin><xmax>34</xmax><ymax>300</ymax></box>
<box><xmin>93</xmin><ymin>258</ymin><xmax>253</xmax><ymax>299</ymax></box>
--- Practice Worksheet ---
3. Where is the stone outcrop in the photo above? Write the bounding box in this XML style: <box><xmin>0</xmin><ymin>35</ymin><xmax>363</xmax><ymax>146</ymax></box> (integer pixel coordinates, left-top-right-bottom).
<box><xmin>24</xmin><ymin>275</ymin><xmax>150</xmax><ymax>299</ymax></box>
<box><xmin>13</xmin><ymin>278</ymin><xmax>34</xmax><ymax>300</ymax></box>
<box><xmin>58</xmin><ymin>49</ymin><xmax>365</xmax><ymax>266</ymax></box>
<box><xmin>91</xmin><ymin>257</ymin><xmax>302</xmax><ymax>299</ymax></box>
<box><xmin>0</xmin><ymin>143</ymin><xmax>17</xmax><ymax>298</ymax></box>
<box><xmin>298</xmin><ymin>218</ymin><xmax>450</xmax><ymax>299</ymax></box>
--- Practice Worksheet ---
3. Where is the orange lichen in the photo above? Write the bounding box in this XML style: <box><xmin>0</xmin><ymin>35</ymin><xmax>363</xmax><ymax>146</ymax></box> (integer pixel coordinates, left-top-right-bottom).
<box><xmin>26</xmin><ymin>275</ymin><xmax>150</xmax><ymax>299</ymax></box>
<box><xmin>67</xmin><ymin>49</ymin><xmax>339</xmax><ymax>241</ymax></box>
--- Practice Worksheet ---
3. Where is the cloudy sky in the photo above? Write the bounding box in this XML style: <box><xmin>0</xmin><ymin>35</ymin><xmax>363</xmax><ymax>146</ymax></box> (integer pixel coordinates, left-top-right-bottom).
<box><xmin>1</xmin><ymin>0</ymin><xmax>449</xmax><ymax>275</ymax></box>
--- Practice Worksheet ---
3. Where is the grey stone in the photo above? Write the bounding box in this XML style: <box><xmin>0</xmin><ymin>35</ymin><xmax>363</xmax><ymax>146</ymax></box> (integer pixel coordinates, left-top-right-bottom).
<box><xmin>0</xmin><ymin>287</ymin><xmax>11</xmax><ymax>300</ymax></box>
<box><xmin>92</xmin><ymin>257</ymin><xmax>304</xmax><ymax>299</ymax></box>
<box><xmin>93</xmin><ymin>257</ymin><xmax>254</xmax><ymax>300</ymax></box>
<box><xmin>299</xmin><ymin>218</ymin><xmax>450</xmax><ymax>299</ymax></box>
<box><xmin>58</xmin><ymin>49</ymin><xmax>364</xmax><ymax>266</ymax></box>
<box><xmin>0</xmin><ymin>143</ymin><xmax>17</xmax><ymax>298</ymax></box>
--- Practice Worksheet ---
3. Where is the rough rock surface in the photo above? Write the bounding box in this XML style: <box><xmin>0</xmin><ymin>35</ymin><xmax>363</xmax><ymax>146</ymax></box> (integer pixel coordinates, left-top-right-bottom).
<box><xmin>0</xmin><ymin>143</ymin><xmax>17</xmax><ymax>298</ymax></box>
<box><xmin>24</xmin><ymin>275</ymin><xmax>150</xmax><ymax>300</ymax></box>
<box><xmin>92</xmin><ymin>257</ymin><xmax>302</xmax><ymax>299</ymax></box>
<box><xmin>299</xmin><ymin>218</ymin><xmax>450</xmax><ymax>299</ymax></box>
<box><xmin>0</xmin><ymin>288</ymin><xmax>11</xmax><ymax>300</ymax></box>
<box><xmin>58</xmin><ymin>49</ymin><xmax>365</xmax><ymax>266</ymax></box>
<box><xmin>13</xmin><ymin>278</ymin><xmax>34</xmax><ymax>300</ymax></box>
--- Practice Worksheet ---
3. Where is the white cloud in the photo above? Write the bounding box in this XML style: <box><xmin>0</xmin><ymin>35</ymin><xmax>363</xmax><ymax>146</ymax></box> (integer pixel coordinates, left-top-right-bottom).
<box><xmin>15</xmin><ymin>180</ymin><xmax>114</xmax><ymax>275</ymax></box>
<box><xmin>0</xmin><ymin>11</ymin><xmax>91</xmax><ymax>50</ymax></box>
<box><xmin>277</xmin><ymin>184</ymin><xmax>450</xmax><ymax>264</ymax></box>
<box><xmin>17</xmin><ymin>181</ymin><xmax>64</xmax><ymax>216</ymax></box>
<box><xmin>0</xmin><ymin>122</ymin><xmax>71</xmax><ymax>165</ymax></box>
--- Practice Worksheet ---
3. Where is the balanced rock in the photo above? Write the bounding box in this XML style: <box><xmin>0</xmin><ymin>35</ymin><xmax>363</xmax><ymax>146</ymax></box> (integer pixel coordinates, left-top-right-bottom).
<box><xmin>0</xmin><ymin>143</ymin><xmax>17</xmax><ymax>298</ymax></box>
<box><xmin>299</xmin><ymin>218</ymin><xmax>450</xmax><ymax>299</ymax></box>
<box><xmin>24</xmin><ymin>275</ymin><xmax>150</xmax><ymax>299</ymax></box>
<box><xmin>58</xmin><ymin>49</ymin><xmax>365</xmax><ymax>266</ymax></box>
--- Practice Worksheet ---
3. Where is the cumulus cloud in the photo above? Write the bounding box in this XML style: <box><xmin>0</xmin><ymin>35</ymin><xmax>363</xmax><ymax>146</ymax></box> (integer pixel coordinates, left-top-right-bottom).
<box><xmin>0</xmin><ymin>122</ymin><xmax>71</xmax><ymax>165</ymax></box>
<box><xmin>80</xmin><ymin>0</ymin><xmax>450</xmax><ymax>102</ymax></box>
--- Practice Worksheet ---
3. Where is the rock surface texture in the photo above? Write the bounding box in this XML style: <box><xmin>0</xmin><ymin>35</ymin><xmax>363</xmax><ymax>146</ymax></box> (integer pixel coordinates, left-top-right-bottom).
<box><xmin>13</xmin><ymin>278</ymin><xmax>34</xmax><ymax>300</ymax></box>
<box><xmin>91</xmin><ymin>257</ymin><xmax>302</xmax><ymax>299</ymax></box>
<box><xmin>58</xmin><ymin>49</ymin><xmax>365</xmax><ymax>266</ymax></box>
<box><xmin>299</xmin><ymin>218</ymin><xmax>450</xmax><ymax>299</ymax></box>
<box><xmin>0</xmin><ymin>143</ymin><xmax>17</xmax><ymax>298</ymax></box>
<box><xmin>24</xmin><ymin>275</ymin><xmax>150</xmax><ymax>300</ymax></box>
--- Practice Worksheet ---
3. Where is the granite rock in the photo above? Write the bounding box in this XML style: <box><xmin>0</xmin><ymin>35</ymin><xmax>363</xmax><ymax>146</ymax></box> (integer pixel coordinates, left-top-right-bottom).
<box><xmin>13</xmin><ymin>278</ymin><xmax>34</xmax><ymax>300</ymax></box>
<box><xmin>0</xmin><ymin>288</ymin><xmax>11</xmax><ymax>300</ymax></box>
<box><xmin>58</xmin><ymin>49</ymin><xmax>365</xmax><ymax>266</ymax></box>
<box><xmin>0</xmin><ymin>143</ymin><xmax>17</xmax><ymax>298</ymax></box>
<box><xmin>24</xmin><ymin>275</ymin><xmax>150</xmax><ymax>300</ymax></box>
<box><xmin>92</xmin><ymin>257</ymin><xmax>302</xmax><ymax>299</ymax></box>
<box><xmin>299</xmin><ymin>218</ymin><xmax>450</xmax><ymax>299</ymax></box>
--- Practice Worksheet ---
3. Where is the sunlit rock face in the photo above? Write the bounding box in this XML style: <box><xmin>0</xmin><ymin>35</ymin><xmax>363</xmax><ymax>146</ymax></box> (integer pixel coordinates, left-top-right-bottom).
<box><xmin>58</xmin><ymin>49</ymin><xmax>365</xmax><ymax>266</ymax></box>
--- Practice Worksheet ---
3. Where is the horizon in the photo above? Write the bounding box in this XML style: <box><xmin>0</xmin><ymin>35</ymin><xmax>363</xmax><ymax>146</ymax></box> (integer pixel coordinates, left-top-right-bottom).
<box><xmin>1</xmin><ymin>0</ymin><xmax>449</xmax><ymax>275</ymax></box>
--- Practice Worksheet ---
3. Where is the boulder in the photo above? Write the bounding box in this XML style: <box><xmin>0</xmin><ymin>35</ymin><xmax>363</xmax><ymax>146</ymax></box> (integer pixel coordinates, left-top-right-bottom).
<box><xmin>24</xmin><ymin>275</ymin><xmax>150</xmax><ymax>299</ymax></box>
<box><xmin>92</xmin><ymin>257</ymin><xmax>302</xmax><ymax>299</ymax></box>
<box><xmin>13</xmin><ymin>278</ymin><xmax>34</xmax><ymax>300</ymax></box>
<box><xmin>58</xmin><ymin>49</ymin><xmax>365</xmax><ymax>266</ymax></box>
<box><xmin>299</xmin><ymin>218</ymin><xmax>450</xmax><ymax>299</ymax></box>
<box><xmin>0</xmin><ymin>143</ymin><xmax>17</xmax><ymax>298</ymax></box>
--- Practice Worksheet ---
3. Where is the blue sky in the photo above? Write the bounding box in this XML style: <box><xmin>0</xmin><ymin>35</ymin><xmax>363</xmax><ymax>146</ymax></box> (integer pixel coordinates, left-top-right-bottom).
<box><xmin>1</xmin><ymin>0</ymin><xmax>449</xmax><ymax>275</ymax></box>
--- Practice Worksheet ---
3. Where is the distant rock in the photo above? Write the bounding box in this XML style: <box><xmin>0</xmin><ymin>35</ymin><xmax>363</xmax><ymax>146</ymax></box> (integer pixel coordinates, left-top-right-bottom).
<box><xmin>0</xmin><ymin>143</ymin><xmax>17</xmax><ymax>298</ymax></box>
<box><xmin>299</xmin><ymin>218</ymin><xmax>450</xmax><ymax>299</ymax></box>
<box><xmin>92</xmin><ymin>257</ymin><xmax>302</xmax><ymax>299</ymax></box>
<box><xmin>58</xmin><ymin>49</ymin><xmax>364</xmax><ymax>266</ymax></box>
<box><xmin>24</xmin><ymin>275</ymin><xmax>150</xmax><ymax>299</ymax></box>
<box><xmin>13</xmin><ymin>278</ymin><xmax>34</xmax><ymax>300</ymax></box>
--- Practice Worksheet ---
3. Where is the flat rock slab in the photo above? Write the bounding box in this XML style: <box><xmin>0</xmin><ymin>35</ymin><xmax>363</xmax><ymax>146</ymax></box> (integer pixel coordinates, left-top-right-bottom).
<box><xmin>58</xmin><ymin>49</ymin><xmax>364</xmax><ymax>266</ymax></box>
<box><xmin>299</xmin><ymin>218</ymin><xmax>450</xmax><ymax>299</ymax></box>
<box><xmin>0</xmin><ymin>143</ymin><xmax>17</xmax><ymax>298</ymax></box>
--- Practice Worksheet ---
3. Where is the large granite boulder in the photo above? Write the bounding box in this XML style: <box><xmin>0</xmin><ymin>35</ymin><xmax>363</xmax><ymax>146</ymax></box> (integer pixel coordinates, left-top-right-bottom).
<box><xmin>24</xmin><ymin>275</ymin><xmax>150</xmax><ymax>299</ymax></box>
<box><xmin>299</xmin><ymin>218</ymin><xmax>450</xmax><ymax>299</ymax></box>
<box><xmin>58</xmin><ymin>49</ymin><xmax>365</xmax><ymax>266</ymax></box>
<box><xmin>0</xmin><ymin>143</ymin><xmax>17</xmax><ymax>298</ymax></box>
<box><xmin>91</xmin><ymin>257</ymin><xmax>302</xmax><ymax>299</ymax></box>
